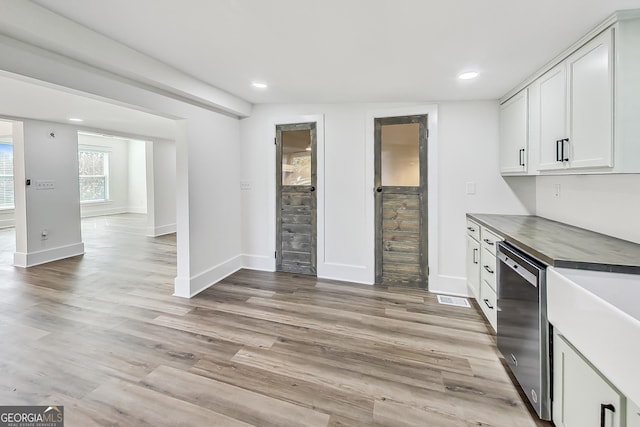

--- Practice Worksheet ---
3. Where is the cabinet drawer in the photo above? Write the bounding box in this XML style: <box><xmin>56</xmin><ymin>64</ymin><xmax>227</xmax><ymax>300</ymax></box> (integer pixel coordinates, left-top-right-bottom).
<box><xmin>481</xmin><ymin>247</ymin><xmax>497</xmax><ymax>291</ymax></box>
<box><xmin>466</xmin><ymin>219</ymin><xmax>480</xmax><ymax>241</ymax></box>
<box><xmin>481</xmin><ymin>227</ymin><xmax>502</xmax><ymax>255</ymax></box>
<box><xmin>480</xmin><ymin>280</ymin><xmax>497</xmax><ymax>332</ymax></box>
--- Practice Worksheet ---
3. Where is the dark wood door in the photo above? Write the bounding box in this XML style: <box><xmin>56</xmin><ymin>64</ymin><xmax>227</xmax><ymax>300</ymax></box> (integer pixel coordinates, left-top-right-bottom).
<box><xmin>276</xmin><ymin>122</ymin><xmax>317</xmax><ymax>275</ymax></box>
<box><xmin>374</xmin><ymin>115</ymin><xmax>428</xmax><ymax>288</ymax></box>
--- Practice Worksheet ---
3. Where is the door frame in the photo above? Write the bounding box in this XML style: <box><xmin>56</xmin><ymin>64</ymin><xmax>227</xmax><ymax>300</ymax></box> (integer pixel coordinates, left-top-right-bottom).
<box><xmin>275</xmin><ymin>122</ymin><xmax>317</xmax><ymax>274</ymax></box>
<box><xmin>374</xmin><ymin>114</ymin><xmax>429</xmax><ymax>286</ymax></box>
<box><xmin>365</xmin><ymin>105</ymin><xmax>439</xmax><ymax>288</ymax></box>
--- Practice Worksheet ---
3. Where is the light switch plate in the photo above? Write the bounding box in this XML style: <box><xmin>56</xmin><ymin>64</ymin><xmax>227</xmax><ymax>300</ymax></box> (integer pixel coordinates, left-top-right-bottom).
<box><xmin>35</xmin><ymin>180</ymin><xmax>55</xmax><ymax>190</ymax></box>
<box><xmin>466</xmin><ymin>182</ymin><xmax>477</xmax><ymax>195</ymax></box>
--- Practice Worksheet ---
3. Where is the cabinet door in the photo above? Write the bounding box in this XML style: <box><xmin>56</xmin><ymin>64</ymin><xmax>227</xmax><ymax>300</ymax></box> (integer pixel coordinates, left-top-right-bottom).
<box><xmin>566</xmin><ymin>28</ymin><xmax>613</xmax><ymax>169</ymax></box>
<box><xmin>466</xmin><ymin>235</ymin><xmax>480</xmax><ymax>299</ymax></box>
<box><xmin>538</xmin><ymin>64</ymin><xmax>568</xmax><ymax>171</ymax></box>
<box><xmin>553</xmin><ymin>334</ymin><xmax>623</xmax><ymax>427</ymax></box>
<box><xmin>500</xmin><ymin>89</ymin><xmax>528</xmax><ymax>174</ymax></box>
<box><xmin>629</xmin><ymin>399</ymin><xmax>640</xmax><ymax>427</ymax></box>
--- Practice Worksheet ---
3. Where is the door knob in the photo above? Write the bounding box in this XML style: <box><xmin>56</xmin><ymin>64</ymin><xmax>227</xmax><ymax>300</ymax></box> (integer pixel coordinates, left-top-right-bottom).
<box><xmin>310</xmin><ymin>186</ymin><xmax>315</xmax><ymax>192</ymax></box>
<box><xmin>376</xmin><ymin>186</ymin><xmax>382</xmax><ymax>193</ymax></box>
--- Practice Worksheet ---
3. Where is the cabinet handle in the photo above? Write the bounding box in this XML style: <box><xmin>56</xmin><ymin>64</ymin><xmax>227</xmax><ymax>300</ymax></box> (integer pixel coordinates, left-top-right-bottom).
<box><xmin>600</xmin><ymin>403</ymin><xmax>615</xmax><ymax>427</ymax></box>
<box><xmin>562</xmin><ymin>138</ymin><xmax>570</xmax><ymax>161</ymax></box>
<box><xmin>519</xmin><ymin>148</ymin><xmax>525</xmax><ymax>166</ymax></box>
<box><xmin>473</xmin><ymin>248</ymin><xmax>479</xmax><ymax>264</ymax></box>
<box><xmin>483</xmin><ymin>299</ymin><xmax>494</xmax><ymax>309</ymax></box>
<box><xmin>467</xmin><ymin>227</ymin><xmax>476</xmax><ymax>233</ymax></box>
<box><xmin>556</xmin><ymin>139</ymin><xmax>562</xmax><ymax>162</ymax></box>
<box><xmin>483</xmin><ymin>238</ymin><xmax>494</xmax><ymax>246</ymax></box>
<box><xmin>483</xmin><ymin>265</ymin><xmax>494</xmax><ymax>274</ymax></box>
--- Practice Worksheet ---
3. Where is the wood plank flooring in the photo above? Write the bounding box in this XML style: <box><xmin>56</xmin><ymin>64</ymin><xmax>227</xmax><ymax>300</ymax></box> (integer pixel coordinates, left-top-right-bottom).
<box><xmin>0</xmin><ymin>214</ymin><xmax>551</xmax><ymax>426</ymax></box>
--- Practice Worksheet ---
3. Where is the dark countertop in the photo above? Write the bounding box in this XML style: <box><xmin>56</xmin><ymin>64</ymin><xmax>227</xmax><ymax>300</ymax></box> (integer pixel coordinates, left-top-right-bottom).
<box><xmin>467</xmin><ymin>214</ymin><xmax>640</xmax><ymax>274</ymax></box>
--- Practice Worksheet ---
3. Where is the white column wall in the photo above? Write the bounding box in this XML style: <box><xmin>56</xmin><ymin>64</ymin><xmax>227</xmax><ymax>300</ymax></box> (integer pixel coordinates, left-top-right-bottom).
<box><xmin>13</xmin><ymin>119</ymin><xmax>84</xmax><ymax>267</ymax></box>
<box><xmin>145</xmin><ymin>140</ymin><xmax>176</xmax><ymax>237</ymax></box>
<box><xmin>127</xmin><ymin>139</ymin><xmax>147</xmax><ymax>214</ymax></box>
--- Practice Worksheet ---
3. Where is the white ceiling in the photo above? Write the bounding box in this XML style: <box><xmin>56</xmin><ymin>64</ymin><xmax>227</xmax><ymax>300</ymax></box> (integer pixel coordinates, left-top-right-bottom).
<box><xmin>30</xmin><ymin>0</ymin><xmax>640</xmax><ymax>104</ymax></box>
<box><xmin>0</xmin><ymin>72</ymin><xmax>176</xmax><ymax>140</ymax></box>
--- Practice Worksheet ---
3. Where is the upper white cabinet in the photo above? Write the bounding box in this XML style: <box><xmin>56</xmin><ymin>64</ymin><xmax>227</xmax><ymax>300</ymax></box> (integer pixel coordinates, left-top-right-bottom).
<box><xmin>500</xmin><ymin>11</ymin><xmax>640</xmax><ymax>175</ymax></box>
<box><xmin>538</xmin><ymin>29</ymin><xmax>613</xmax><ymax>171</ymax></box>
<box><xmin>499</xmin><ymin>88</ymin><xmax>528</xmax><ymax>174</ymax></box>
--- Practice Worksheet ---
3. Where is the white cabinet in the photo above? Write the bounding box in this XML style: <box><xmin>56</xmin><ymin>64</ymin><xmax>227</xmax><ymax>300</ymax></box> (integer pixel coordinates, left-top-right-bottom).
<box><xmin>629</xmin><ymin>399</ymin><xmax>640</xmax><ymax>427</ymax></box>
<box><xmin>465</xmin><ymin>218</ymin><xmax>503</xmax><ymax>332</ymax></box>
<box><xmin>465</xmin><ymin>235</ymin><xmax>480</xmax><ymax>299</ymax></box>
<box><xmin>499</xmin><ymin>88</ymin><xmax>528</xmax><ymax>174</ymax></box>
<box><xmin>567</xmin><ymin>30</ymin><xmax>613</xmax><ymax>169</ymax></box>
<box><xmin>553</xmin><ymin>332</ymin><xmax>624</xmax><ymax>427</ymax></box>
<box><xmin>537</xmin><ymin>28</ymin><xmax>613</xmax><ymax>172</ymax></box>
<box><xmin>465</xmin><ymin>219</ymin><xmax>481</xmax><ymax>299</ymax></box>
<box><xmin>501</xmin><ymin>11</ymin><xmax>640</xmax><ymax>174</ymax></box>
<box><xmin>537</xmin><ymin>64</ymin><xmax>568</xmax><ymax>170</ymax></box>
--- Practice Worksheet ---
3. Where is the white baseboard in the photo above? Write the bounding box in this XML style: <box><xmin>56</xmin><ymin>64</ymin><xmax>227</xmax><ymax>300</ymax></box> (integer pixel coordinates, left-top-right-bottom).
<box><xmin>0</xmin><ymin>219</ymin><xmax>15</xmax><ymax>229</ymax></box>
<box><xmin>173</xmin><ymin>255</ymin><xmax>243</xmax><ymax>298</ymax></box>
<box><xmin>127</xmin><ymin>206</ymin><xmax>147</xmax><ymax>214</ymax></box>
<box><xmin>147</xmin><ymin>223</ymin><xmax>176</xmax><ymax>237</ymax></box>
<box><xmin>241</xmin><ymin>254</ymin><xmax>275</xmax><ymax>272</ymax></box>
<box><xmin>14</xmin><ymin>242</ymin><xmax>85</xmax><ymax>268</ymax></box>
<box><xmin>318</xmin><ymin>262</ymin><xmax>373</xmax><ymax>285</ymax></box>
<box><xmin>428</xmin><ymin>274</ymin><xmax>469</xmax><ymax>297</ymax></box>
<box><xmin>81</xmin><ymin>206</ymin><xmax>128</xmax><ymax>218</ymax></box>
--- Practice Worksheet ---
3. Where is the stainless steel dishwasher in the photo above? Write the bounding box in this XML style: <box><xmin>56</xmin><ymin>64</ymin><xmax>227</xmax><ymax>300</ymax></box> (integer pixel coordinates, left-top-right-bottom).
<box><xmin>496</xmin><ymin>241</ymin><xmax>551</xmax><ymax>421</ymax></box>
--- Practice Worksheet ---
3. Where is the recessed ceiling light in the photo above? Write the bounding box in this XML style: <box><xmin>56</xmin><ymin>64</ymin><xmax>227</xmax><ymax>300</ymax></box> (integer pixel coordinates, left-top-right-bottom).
<box><xmin>68</xmin><ymin>118</ymin><xmax>84</xmax><ymax>122</ymax></box>
<box><xmin>251</xmin><ymin>82</ymin><xmax>268</xmax><ymax>89</ymax></box>
<box><xmin>458</xmin><ymin>71</ymin><xmax>479</xmax><ymax>80</ymax></box>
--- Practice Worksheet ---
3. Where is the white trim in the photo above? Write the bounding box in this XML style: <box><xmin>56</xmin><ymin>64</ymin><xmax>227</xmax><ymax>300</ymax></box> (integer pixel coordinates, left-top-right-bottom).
<box><xmin>428</xmin><ymin>274</ymin><xmax>469</xmax><ymax>297</ymax></box>
<box><xmin>268</xmin><ymin>114</ymin><xmax>326</xmax><ymax>275</ymax></box>
<box><xmin>365</xmin><ymin>104</ymin><xmax>439</xmax><ymax>288</ymax></box>
<box><xmin>318</xmin><ymin>262</ymin><xmax>371</xmax><ymax>285</ymax></box>
<box><xmin>127</xmin><ymin>206</ymin><xmax>147</xmax><ymax>214</ymax></box>
<box><xmin>146</xmin><ymin>222</ymin><xmax>176</xmax><ymax>237</ymax></box>
<box><xmin>0</xmin><ymin>220</ymin><xmax>14</xmax><ymax>229</ymax></box>
<box><xmin>172</xmin><ymin>254</ymin><xmax>243</xmax><ymax>298</ymax></box>
<box><xmin>13</xmin><ymin>242</ymin><xmax>85</xmax><ymax>268</ymax></box>
<box><xmin>241</xmin><ymin>254</ymin><xmax>275</xmax><ymax>272</ymax></box>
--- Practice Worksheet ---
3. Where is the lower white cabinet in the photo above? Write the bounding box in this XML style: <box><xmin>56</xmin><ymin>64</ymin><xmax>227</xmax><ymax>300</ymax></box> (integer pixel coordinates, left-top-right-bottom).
<box><xmin>479</xmin><ymin>280</ymin><xmax>497</xmax><ymax>331</ymax></box>
<box><xmin>465</xmin><ymin>235</ymin><xmax>480</xmax><ymax>298</ymax></box>
<box><xmin>553</xmin><ymin>332</ymin><xmax>624</xmax><ymax>427</ymax></box>
<box><xmin>465</xmin><ymin>218</ymin><xmax>503</xmax><ymax>332</ymax></box>
<box><xmin>629</xmin><ymin>399</ymin><xmax>640</xmax><ymax>427</ymax></box>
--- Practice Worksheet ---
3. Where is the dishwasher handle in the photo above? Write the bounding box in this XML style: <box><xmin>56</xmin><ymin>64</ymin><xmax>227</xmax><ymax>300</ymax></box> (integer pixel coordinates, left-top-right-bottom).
<box><xmin>497</xmin><ymin>247</ymin><xmax>539</xmax><ymax>287</ymax></box>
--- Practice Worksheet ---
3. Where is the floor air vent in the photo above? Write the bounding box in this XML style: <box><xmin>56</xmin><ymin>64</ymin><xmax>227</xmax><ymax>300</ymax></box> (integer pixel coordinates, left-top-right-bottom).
<box><xmin>436</xmin><ymin>294</ymin><xmax>471</xmax><ymax>308</ymax></box>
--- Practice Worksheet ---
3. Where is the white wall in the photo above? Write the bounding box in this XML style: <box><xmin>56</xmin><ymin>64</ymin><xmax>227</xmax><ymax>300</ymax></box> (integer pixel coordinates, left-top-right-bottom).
<box><xmin>13</xmin><ymin>119</ymin><xmax>84</xmax><ymax>267</ymax></box>
<box><xmin>536</xmin><ymin>174</ymin><xmax>640</xmax><ymax>244</ymax></box>
<box><xmin>1</xmin><ymin>26</ymin><xmax>243</xmax><ymax>297</ymax></box>
<box><xmin>128</xmin><ymin>139</ymin><xmax>147</xmax><ymax>214</ymax></box>
<box><xmin>72</xmin><ymin>134</ymin><xmax>149</xmax><ymax>218</ymax></box>
<box><xmin>146</xmin><ymin>140</ymin><xmax>176</xmax><ymax>236</ymax></box>
<box><xmin>78</xmin><ymin>133</ymin><xmax>129</xmax><ymax>217</ymax></box>
<box><xmin>240</xmin><ymin>101</ymin><xmax>535</xmax><ymax>295</ymax></box>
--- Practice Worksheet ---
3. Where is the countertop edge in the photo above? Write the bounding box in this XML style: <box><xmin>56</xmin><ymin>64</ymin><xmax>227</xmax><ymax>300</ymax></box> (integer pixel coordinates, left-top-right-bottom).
<box><xmin>466</xmin><ymin>213</ymin><xmax>640</xmax><ymax>275</ymax></box>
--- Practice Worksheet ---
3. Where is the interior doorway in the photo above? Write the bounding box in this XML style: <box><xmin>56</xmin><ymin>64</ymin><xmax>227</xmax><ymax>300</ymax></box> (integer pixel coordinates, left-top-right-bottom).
<box><xmin>374</xmin><ymin>115</ymin><xmax>428</xmax><ymax>288</ymax></box>
<box><xmin>275</xmin><ymin>122</ymin><xmax>317</xmax><ymax>275</ymax></box>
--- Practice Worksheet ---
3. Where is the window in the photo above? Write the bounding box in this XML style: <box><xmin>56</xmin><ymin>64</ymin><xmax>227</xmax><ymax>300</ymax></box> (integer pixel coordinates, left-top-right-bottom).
<box><xmin>78</xmin><ymin>150</ymin><xmax>110</xmax><ymax>202</ymax></box>
<box><xmin>0</xmin><ymin>143</ymin><xmax>13</xmax><ymax>209</ymax></box>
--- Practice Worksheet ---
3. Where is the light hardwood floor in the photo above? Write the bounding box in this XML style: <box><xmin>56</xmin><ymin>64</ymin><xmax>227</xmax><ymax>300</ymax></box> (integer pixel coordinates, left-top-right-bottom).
<box><xmin>0</xmin><ymin>214</ymin><xmax>551</xmax><ymax>426</ymax></box>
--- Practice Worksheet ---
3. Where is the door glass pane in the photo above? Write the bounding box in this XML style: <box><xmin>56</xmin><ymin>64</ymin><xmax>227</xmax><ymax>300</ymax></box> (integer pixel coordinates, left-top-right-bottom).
<box><xmin>381</xmin><ymin>123</ymin><xmax>420</xmax><ymax>186</ymax></box>
<box><xmin>282</xmin><ymin>129</ymin><xmax>311</xmax><ymax>185</ymax></box>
